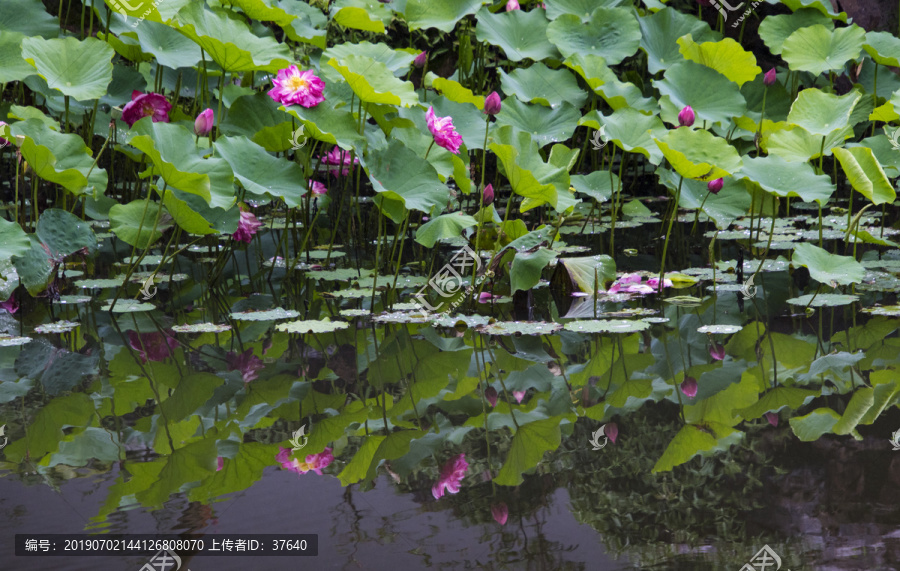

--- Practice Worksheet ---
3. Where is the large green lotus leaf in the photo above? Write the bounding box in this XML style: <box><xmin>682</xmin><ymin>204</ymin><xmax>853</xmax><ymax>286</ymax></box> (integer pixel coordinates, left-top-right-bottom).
<box><xmin>414</xmin><ymin>212</ymin><xmax>478</xmax><ymax>248</ymax></box>
<box><xmin>37</xmin><ymin>209</ymin><xmax>98</xmax><ymax>258</ymax></box>
<box><xmin>792</xmin><ymin>242</ymin><xmax>865</xmax><ymax>286</ymax></box>
<box><xmin>654</xmin><ymin>61</ymin><xmax>746</xmax><ymax>127</ymax></box>
<box><xmin>781</xmin><ymin>24</ymin><xmax>864</xmax><ymax>76</ymax></box>
<box><xmin>327</xmin><ymin>54</ymin><xmax>418</xmax><ymax>107</ymax></box>
<box><xmin>863</xmin><ymin>31</ymin><xmax>900</xmax><ymax>67</ymax></box>
<box><xmin>0</xmin><ymin>32</ymin><xmax>38</xmax><ymax>84</ymax></box>
<box><xmin>281</xmin><ymin>92</ymin><xmax>369</xmax><ymax>151</ymax></box>
<box><xmin>402</xmin><ymin>0</ymin><xmax>484</xmax><ymax>32</ymax></box>
<box><xmin>474</xmin><ymin>7</ymin><xmax>560</xmax><ymax>63</ymax></box>
<box><xmin>763</xmin><ymin>124</ymin><xmax>852</xmax><ymax>162</ymax></box>
<box><xmin>677</xmin><ymin>34</ymin><xmax>761</xmax><ymax>87</ymax></box>
<box><xmin>494</xmin><ymin>98</ymin><xmax>580</xmax><ymax>148</ymax></box>
<box><xmin>219</xmin><ymin>93</ymin><xmax>294</xmax><ymax>152</ymax></box>
<box><xmin>137</xmin><ymin>437</ymin><xmax>218</xmax><ymax>508</ymax></box>
<box><xmin>570</xmin><ymin>170</ymin><xmax>620</xmax><ymax>203</ymax></box>
<box><xmin>735</xmin><ymin>155</ymin><xmax>835</xmax><ymax>205</ymax></box>
<box><xmin>544</xmin><ymin>0</ymin><xmax>629</xmax><ymax>21</ymax></box>
<box><xmin>365</xmin><ymin>140</ymin><xmax>450</xmax><ymax>220</ymax></box>
<box><xmin>342</xmin><ymin>430</ymin><xmax>426</xmax><ymax>485</ymax></box>
<box><xmin>758</xmin><ymin>9</ymin><xmax>834</xmax><ymax>56</ymax></box>
<box><xmin>789</xmin><ymin>408</ymin><xmax>841</xmax><ymax>441</ymax></box>
<box><xmin>427</xmin><ymin>76</ymin><xmax>485</xmax><ymax>109</ymax></box>
<box><xmin>489</xmin><ymin>126</ymin><xmax>561</xmax><ymax>212</ymax></box>
<box><xmin>129</xmin><ymin>20</ymin><xmax>203</xmax><ymax>69</ymax></box>
<box><xmin>162</xmin><ymin>188</ymin><xmax>238</xmax><ymax>236</ymax></box>
<box><xmin>510</xmin><ymin>248</ymin><xmax>558</xmax><ymax>293</ymax></box>
<box><xmin>495</xmin><ymin>416</ymin><xmax>563</xmax><ymax>486</ymax></box>
<box><xmin>772</xmin><ymin>0</ymin><xmax>848</xmax><ymax>22</ymax></box>
<box><xmin>331</xmin><ymin>0</ymin><xmax>391</xmax><ymax>33</ymax></box>
<box><xmin>564</xmin><ymin>54</ymin><xmax>658</xmax><ymax>114</ymax></box>
<box><xmin>546</xmin><ymin>9</ymin><xmax>641</xmax><ymax>66</ymax></box>
<box><xmin>847</xmin><ymin>134</ymin><xmax>900</xmax><ymax>179</ymax></box>
<box><xmin>499</xmin><ymin>63</ymin><xmax>587</xmax><ymax>110</ymax></box>
<box><xmin>555</xmin><ymin>255</ymin><xmax>616</xmax><ymax>293</ymax></box>
<box><xmin>653</xmin><ymin>128</ymin><xmax>742</xmax><ymax>181</ymax></box>
<box><xmin>0</xmin><ymin>392</ymin><xmax>94</xmax><ymax>463</ymax></box>
<box><xmin>737</xmin><ymin>386</ymin><xmax>818</xmax><ymax>419</ymax></box>
<box><xmin>128</xmin><ymin>120</ymin><xmax>235</xmax><ymax>209</ymax></box>
<box><xmin>281</xmin><ymin>1</ymin><xmax>327</xmax><ymax>47</ymax></box>
<box><xmin>109</xmin><ymin>199</ymin><xmax>173</xmax><ymax>249</ymax></box>
<box><xmin>215</xmin><ymin>136</ymin><xmax>306</xmax><ymax>208</ymax></box>
<box><xmin>101</xmin><ymin>30</ymin><xmax>151</xmax><ymax>64</ymax></box>
<box><xmin>582</xmin><ymin>108</ymin><xmax>667</xmax><ymax>165</ymax></box>
<box><xmin>173</xmin><ymin>3</ymin><xmax>292</xmax><ymax>72</ymax></box>
<box><xmin>20</xmin><ymin>37</ymin><xmax>114</xmax><ymax>101</ymax></box>
<box><xmin>786</xmin><ymin>88</ymin><xmax>860</xmax><ymax>137</ymax></box>
<box><xmin>657</xmin><ymin>167</ymin><xmax>749</xmax><ymax>229</ymax></box>
<box><xmin>101</xmin><ymin>0</ymin><xmax>162</xmax><ymax>20</ymax></box>
<box><xmin>13</xmin><ymin>236</ymin><xmax>53</xmax><ymax>296</ymax></box>
<box><xmin>870</xmin><ymin>102</ymin><xmax>900</xmax><ymax>124</ymax></box>
<box><xmin>10</xmin><ymin>120</ymin><xmax>108</xmax><ymax>198</ymax></box>
<box><xmin>652</xmin><ymin>422</ymin><xmax>741</xmax><ymax>473</ymax></box>
<box><xmin>639</xmin><ymin>7</ymin><xmax>718</xmax><ymax>74</ymax></box>
<box><xmin>323</xmin><ymin>41</ymin><xmax>416</xmax><ymax>76</ymax></box>
<box><xmin>0</xmin><ymin>217</ymin><xmax>30</xmax><ymax>264</ymax></box>
<box><xmin>0</xmin><ymin>0</ymin><xmax>58</xmax><ymax>38</ymax></box>
<box><xmin>831</xmin><ymin>388</ymin><xmax>874</xmax><ymax>436</ymax></box>
<box><xmin>832</xmin><ymin>147</ymin><xmax>896</xmax><ymax>206</ymax></box>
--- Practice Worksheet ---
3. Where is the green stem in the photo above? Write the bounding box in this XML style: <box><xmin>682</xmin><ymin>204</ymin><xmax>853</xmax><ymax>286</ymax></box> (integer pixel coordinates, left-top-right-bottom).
<box><xmin>657</xmin><ymin>175</ymin><xmax>683</xmax><ymax>293</ymax></box>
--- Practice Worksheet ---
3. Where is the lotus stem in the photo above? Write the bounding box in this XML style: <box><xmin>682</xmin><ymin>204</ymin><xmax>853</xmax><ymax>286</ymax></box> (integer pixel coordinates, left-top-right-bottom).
<box><xmin>658</xmin><ymin>175</ymin><xmax>683</xmax><ymax>293</ymax></box>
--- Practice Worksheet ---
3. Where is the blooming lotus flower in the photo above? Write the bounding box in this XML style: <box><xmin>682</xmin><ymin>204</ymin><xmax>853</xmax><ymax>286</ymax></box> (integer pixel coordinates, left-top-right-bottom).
<box><xmin>426</xmin><ymin>107</ymin><xmax>463</xmax><ymax>154</ymax></box>
<box><xmin>485</xmin><ymin>386</ymin><xmax>498</xmax><ymax>407</ymax></box>
<box><xmin>225</xmin><ymin>348</ymin><xmax>264</xmax><ymax>383</ymax></box>
<box><xmin>483</xmin><ymin>92</ymin><xmax>502</xmax><ymax>115</ymax></box>
<box><xmin>127</xmin><ymin>330</ymin><xmax>178</xmax><ymax>363</ymax></box>
<box><xmin>491</xmin><ymin>503</ymin><xmax>509</xmax><ymax>525</ymax></box>
<box><xmin>506</xmin><ymin>0</ymin><xmax>520</xmax><ymax>10</ymax></box>
<box><xmin>320</xmin><ymin>146</ymin><xmax>359</xmax><ymax>177</ymax></box>
<box><xmin>513</xmin><ymin>390</ymin><xmax>526</xmax><ymax>403</ymax></box>
<box><xmin>765</xmin><ymin>412</ymin><xmax>779</xmax><ymax>427</ymax></box>
<box><xmin>432</xmin><ymin>453</ymin><xmax>468</xmax><ymax>499</ymax></box>
<box><xmin>709</xmin><ymin>343</ymin><xmax>725</xmax><ymax>361</ymax></box>
<box><xmin>217</xmin><ymin>457</ymin><xmax>224</xmax><ymax>472</ymax></box>
<box><xmin>267</xmin><ymin>65</ymin><xmax>325</xmax><ymax>108</ymax></box>
<box><xmin>680</xmin><ymin>376</ymin><xmax>698</xmax><ymax>398</ymax></box>
<box><xmin>707</xmin><ymin>178</ymin><xmax>724</xmax><ymax>194</ymax></box>
<box><xmin>302</xmin><ymin>447</ymin><xmax>335</xmax><ymax>475</ymax></box>
<box><xmin>194</xmin><ymin>108</ymin><xmax>214</xmax><ymax>136</ymax></box>
<box><xmin>605</xmin><ymin>422</ymin><xmax>618</xmax><ymax>444</ymax></box>
<box><xmin>482</xmin><ymin>183</ymin><xmax>495</xmax><ymax>206</ymax></box>
<box><xmin>646</xmin><ymin>276</ymin><xmax>674</xmax><ymax>289</ymax></box>
<box><xmin>678</xmin><ymin>105</ymin><xmax>695</xmax><ymax>127</ymax></box>
<box><xmin>309</xmin><ymin>180</ymin><xmax>327</xmax><ymax>195</ymax></box>
<box><xmin>764</xmin><ymin>68</ymin><xmax>777</xmax><ymax>86</ymax></box>
<box><xmin>232</xmin><ymin>208</ymin><xmax>262</xmax><ymax>244</ymax></box>
<box><xmin>413</xmin><ymin>51</ymin><xmax>427</xmax><ymax>68</ymax></box>
<box><xmin>0</xmin><ymin>294</ymin><xmax>18</xmax><ymax>314</ymax></box>
<box><xmin>122</xmin><ymin>91</ymin><xmax>171</xmax><ymax>127</ymax></box>
<box><xmin>477</xmin><ymin>291</ymin><xmax>500</xmax><ymax>303</ymax></box>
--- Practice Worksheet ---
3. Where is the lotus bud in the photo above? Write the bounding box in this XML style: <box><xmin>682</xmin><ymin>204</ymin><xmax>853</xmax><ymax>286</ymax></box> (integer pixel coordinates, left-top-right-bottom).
<box><xmin>194</xmin><ymin>108</ymin><xmax>214</xmax><ymax>136</ymax></box>
<box><xmin>680</xmin><ymin>376</ymin><xmax>698</xmax><ymax>398</ymax></box>
<box><xmin>506</xmin><ymin>0</ymin><xmax>520</xmax><ymax>10</ymax></box>
<box><xmin>483</xmin><ymin>183</ymin><xmax>495</xmax><ymax>206</ymax></box>
<box><xmin>491</xmin><ymin>503</ymin><xmax>509</xmax><ymax>525</ymax></box>
<box><xmin>707</xmin><ymin>178</ymin><xmax>724</xmax><ymax>194</ymax></box>
<box><xmin>413</xmin><ymin>51</ymin><xmax>427</xmax><ymax>68</ymax></box>
<box><xmin>678</xmin><ymin>105</ymin><xmax>695</xmax><ymax>127</ymax></box>
<box><xmin>709</xmin><ymin>343</ymin><xmax>725</xmax><ymax>361</ymax></box>
<box><xmin>483</xmin><ymin>91</ymin><xmax>502</xmax><ymax>115</ymax></box>
<box><xmin>605</xmin><ymin>422</ymin><xmax>618</xmax><ymax>444</ymax></box>
<box><xmin>764</xmin><ymin>68</ymin><xmax>777</xmax><ymax>87</ymax></box>
<box><xmin>765</xmin><ymin>412</ymin><xmax>779</xmax><ymax>427</ymax></box>
<box><xmin>485</xmin><ymin>386</ymin><xmax>498</xmax><ymax>407</ymax></box>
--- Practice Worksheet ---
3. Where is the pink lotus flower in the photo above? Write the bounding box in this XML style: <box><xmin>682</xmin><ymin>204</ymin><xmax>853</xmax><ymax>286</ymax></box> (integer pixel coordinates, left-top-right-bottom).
<box><xmin>707</xmin><ymin>178</ymin><xmax>723</xmax><ymax>194</ymax></box>
<box><xmin>484</xmin><ymin>92</ymin><xmax>501</xmax><ymax>115</ymax></box>
<box><xmin>232</xmin><ymin>208</ymin><xmax>262</xmax><ymax>244</ymax></box>
<box><xmin>194</xmin><ymin>108</ymin><xmax>214</xmax><ymax>136</ymax></box>
<box><xmin>309</xmin><ymin>180</ymin><xmax>327</xmax><ymax>195</ymax></box>
<box><xmin>127</xmin><ymin>330</ymin><xmax>178</xmax><ymax>363</ymax></box>
<box><xmin>485</xmin><ymin>386</ymin><xmax>498</xmax><ymax>407</ymax></box>
<box><xmin>680</xmin><ymin>376</ymin><xmax>698</xmax><ymax>398</ymax></box>
<box><xmin>764</xmin><ymin>68</ymin><xmax>777</xmax><ymax>86</ymax></box>
<box><xmin>647</xmin><ymin>276</ymin><xmax>674</xmax><ymax>289</ymax></box>
<box><xmin>608</xmin><ymin>273</ymin><xmax>672</xmax><ymax>294</ymax></box>
<box><xmin>413</xmin><ymin>51</ymin><xmax>427</xmax><ymax>68</ymax></box>
<box><xmin>678</xmin><ymin>105</ymin><xmax>695</xmax><ymax>127</ymax></box>
<box><xmin>225</xmin><ymin>348</ymin><xmax>264</xmax><ymax>383</ymax></box>
<box><xmin>0</xmin><ymin>294</ymin><xmax>18</xmax><ymax>314</ymax></box>
<box><xmin>277</xmin><ymin>446</ymin><xmax>334</xmax><ymax>476</ymax></box>
<box><xmin>513</xmin><ymin>390</ymin><xmax>526</xmax><ymax>403</ymax></box>
<box><xmin>491</xmin><ymin>502</ymin><xmax>508</xmax><ymax>525</ymax></box>
<box><xmin>482</xmin><ymin>183</ymin><xmax>495</xmax><ymax>206</ymax></box>
<box><xmin>432</xmin><ymin>453</ymin><xmax>468</xmax><ymax>499</ymax></box>
<box><xmin>0</xmin><ymin>120</ymin><xmax>9</xmax><ymax>147</ymax></box>
<box><xmin>426</xmin><ymin>107</ymin><xmax>463</xmax><ymax>154</ymax></box>
<box><xmin>122</xmin><ymin>91</ymin><xmax>171</xmax><ymax>127</ymax></box>
<box><xmin>506</xmin><ymin>0</ymin><xmax>520</xmax><ymax>10</ymax></box>
<box><xmin>477</xmin><ymin>291</ymin><xmax>500</xmax><ymax>303</ymax></box>
<box><xmin>320</xmin><ymin>146</ymin><xmax>359</xmax><ymax>177</ymax></box>
<box><xmin>605</xmin><ymin>422</ymin><xmax>618</xmax><ymax>444</ymax></box>
<box><xmin>267</xmin><ymin>65</ymin><xmax>326</xmax><ymax>108</ymax></box>
<box><xmin>709</xmin><ymin>343</ymin><xmax>725</xmax><ymax>361</ymax></box>
<box><xmin>765</xmin><ymin>412</ymin><xmax>779</xmax><ymax>427</ymax></box>
<box><xmin>217</xmin><ymin>457</ymin><xmax>224</xmax><ymax>472</ymax></box>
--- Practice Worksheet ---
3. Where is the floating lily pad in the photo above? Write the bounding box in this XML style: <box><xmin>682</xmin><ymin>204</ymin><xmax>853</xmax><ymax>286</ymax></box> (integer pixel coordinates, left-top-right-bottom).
<box><xmin>697</xmin><ymin>324</ymin><xmax>743</xmax><ymax>334</ymax></box>
<box><xmin>230</xmin><ymin>308</ymin><xmax>300</xmax><ymax>321</ymax></box>
<box><xmin>121</xmin><ymin>255</ymin><xmax>164</xmax><ymax>265</ymax></box>
<box><xmin>391</xmin><ymin>302</ymin><xmax>424</xmax><ymax>311</ymax></box>
<box><xmin>171</xmin><ymin>323</ymin><xmax>233</xmax><ymax>333</ymax></box>
<box><xmin>339</xmin><ymin>309</ymin><xmax>371</xmax><ymax>318</ymax></box>
<box><xmin>275</xmin><ymin>320</ymin><xmax>349</xmax><ymax>333</ymax></box>
<box><xmin>34</xmin><ymin>320</ymin><xmax>79</xmax><ymax>334</ymax></box>
<box><xmin>600</xmin><ymin>308</ymin><xmax>659</xmax><ymax>318</ymax></box>
<box><xmin>644</xmin><ymin>317</ymin><xmax>671</xmax><ymax>324</ymax></box>
<box><xmin>75</xmin><ymin>278</ymin><xmax>125</xmax><ymax>289</ymax></box>
<box><xmin>663</xmin><ymin>296</ymin><xmax>704</xmax><ymax>307</ymax></box>
<box><xmin>477</xmin><ymin>321</ymin><xmax>563</xmax><ymax>336</ymax></box>
<box><xmin>0</xmin><ymin>335</ymin><xmax>32</xmax><ymax>346</ymax></box>
<box><xmin>101</xmin><ymin>300</ymin><xmax>156</xmax><ymax>312</ymax></box>
<box><xmin>431</xmin><ymin>314</ymin><xmax>492</xmax><ymax>328</ymax></box>
<box><xmin>861</xmin><ymin>305</ymin><xmax>900</xmax><ymax>317</ymax></box>
<box><xmin>371</xmin><ymin>311</ymin><xmax>430</xmax><ymax>324</ymax></box>
<box><xmin>786</xmin><ymin>294</ymin><xmax>859</xmax><ymax>307</ymax></box>
<box><xmin>743</xmin><ymin>259</ymin><xmax>791</xmax><ymax>273</ymax></box>
<box><xmin>305</xmin><ymin>269</ymin><xmax>371</xmax><ymax>281</ymax></box>
<box><xmin>129</xmin><ymin>272</ymin><xmax>189</xmax><ymax>283</ymax></box>
<box><xmin>53</xmin><ymin>295</ymin><xmax>92</xmax><ymax>304</ymax></box>
<box><xmin>562</xmin><ymin>319</ymin><xmax>650</xmax><ymax>333</ymax></box>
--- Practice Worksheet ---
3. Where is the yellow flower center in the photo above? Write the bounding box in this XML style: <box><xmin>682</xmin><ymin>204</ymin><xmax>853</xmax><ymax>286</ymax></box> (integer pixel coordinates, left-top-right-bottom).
<box><xmin>287</xmin><ymin>76</ymin><xmax>308</xmax><ymax>92</ymax></box>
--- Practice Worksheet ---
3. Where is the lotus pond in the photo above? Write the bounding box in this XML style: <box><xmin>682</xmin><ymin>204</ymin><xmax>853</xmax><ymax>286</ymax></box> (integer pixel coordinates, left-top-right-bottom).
<box><xmin>2</xmin><ymin>0</ymin><xmax>900</xmax><ymax>569</ymax></box>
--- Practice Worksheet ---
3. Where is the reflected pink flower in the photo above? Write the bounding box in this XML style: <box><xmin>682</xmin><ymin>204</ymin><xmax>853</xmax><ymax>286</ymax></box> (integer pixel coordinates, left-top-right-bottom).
<box><xmin>709</xmin><ymin>343</ymin><xmax>725</xmax><ymax>361</ymax></box>
<box><xmin>413</xmin><ymin>51</ymin><xmax>427</xmax><ymax>68</ymax></box>
<box><xmin>194</xmin><ymin>108</ymin><xmax>214</xmax><ymax>136</ymax></box>
<box><xmin>506</xmin><ymin>0</ymin><xmax>520</xmax><ymax>10</ymax></box>
<box><xmin>678</xmin><ymin>105</ymin><xmax>695</xmax><ymax>127</ymax></box>
<box><xmin>320</xmin><ymin>146</ymin><xmax>358</xmax><ymax>177</ymax></box>
<box><xmin>426</xmin><ymin>107</ymin><xmax>463</xmax><ymax>154</ymax></box>
<box><xmin>0</xmin><ymin>294</ymin><xmax>18</xmax><ymax>314</ymax></box>
<box><xmin>477</xmin><ymin>292</ymin><xmax>499</xmax><ymax>303</ymax></box>
<box><xmin>217</xmin><ymin>457</ymin><xmax>224</xmax><ymax>472</ymax></box>
<box><xmin>309</xmin><ymin>180</ymin><xmax>327</xmax><ymax>195</ymax></box>
<box><xmin>122</xmin><ymin>91</ymin><xmax>171</xmax><ymax>127</ymax></box>
<box><xmin>764</xmin><ymin>68</ymin><xmax>777</xmax><ymax>87</ymax></box>
<box><xmin>268</xmin><ymin>65</ymin><xmax>325</xmax><ymax>108</ymax></box>
<box><xmin>513</xmin><ymin>390</ymin><xmax>526</xmax><ymax>403</ymax></box>
<box><xmin>276</xmin><ymin>446</ymin><xmax>292</xmax><ymax>466</ymax></box>
<box><xmin>432</xmin><ymin>453</ymin><xmax>468</xmax><ymax>499</ymax></box>
<box><xmin>491</xmin><ymin>502</ymin><xmax>509</xmax><ymax>525</ymax></box>
<box><xmin>707</xmin><ymin>178</ymin><xmax>723</xmax><ymax>194</ymax></box>
<box><xmin>766</xmin><ymin>412</ymin><xmax>779</xmax><ymax>427</ymax></box>
<box><xmin>302</xmin><ymin>447</ymin><xmax>334</xmax><ymax>475</ymax></box>
<box><xmin>485</xmin><ymin>386</ymin><xmax>498</xmax><ymax>407</ymax></box>
<box><xmin>226</xmin><ymin>348</ymin><xmax>264</xmax><ymax>383</ymax></box>
<box><xmin>126</xmin><ymin>329</ymin><xmax>178</xmax><ymax>363</ymax></box>
<box><xmin>484</xmin><ymin>92</ymin><xmax>501</xmax><ymax>116</ymax></box>
<box><xmin>605</xmin><ymin>422</ymin><xmax>618</xmax><ymax>444</ymax></box>
<box><xmin>680</xmin><ymin>376</ymin><xmax>698</xmax><ymax>398</ymax></box>
<box><xmin>232</xmin><ymin>208</ymin><xmax>262</xmax><ymax>244</ymax></box>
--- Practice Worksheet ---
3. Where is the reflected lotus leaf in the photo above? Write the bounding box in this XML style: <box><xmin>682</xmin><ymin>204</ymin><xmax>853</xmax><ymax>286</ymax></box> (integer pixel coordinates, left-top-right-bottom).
<box><xmin>275</xmin><ymin>320</ymin><xmax>349</xmax><ymax>333</ymax></box>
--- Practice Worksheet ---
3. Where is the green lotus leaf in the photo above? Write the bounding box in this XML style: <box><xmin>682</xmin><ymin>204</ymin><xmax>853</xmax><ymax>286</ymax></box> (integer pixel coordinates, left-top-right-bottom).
<box><xmin>832</xmin><ymin>147</ymin><xmax>896</xmax><ymax>206</ymax></box>
<box><xmin>488</xmin><ymin>126</ymin><xmax>561</xmax><ymax>212</ymax></box>
<box><xmin>788</xmin><ymin>408</ymin><xmax>840</xmax><ymax>441</ymax></box>
<box><xmin>786</xmin><ymin>88</ymin><xmax>860</xmax><ymax>137</ymax></box>
<box><xmin>0</xmin><ymin>335</ymin><xmax>32</xmax><ymax>347</ymax></box>
<box><xmin>215</xmin><ymin>136</ymin><xmax>306</xmax><ymax>208</ymax></box>
<box><xmin>862</xmin><ymin>31</ymin><xmax>900</xmax><ymax>67</ymax></box>
<box><xmin>12</xmin><ymin>236</ymin><xmax>54</xmax><ymax>296</ymax></box>
<box><xmin>776</xmin><ymin>0</ymin><xmax>848</xmax><ymax>22</ymax></box>
<box><xmin>870</xmin><ymin>102</ymin><xmax>900</xmax><ymax>124</ymax></box>
<box><xmin>37</xmin><ymin>208</ymin><xmax>98</xmax><ymax>258</ymax></box>
<box><xmin>553</xmin><ymin>255</ymin><xmax>617</xmax><ymax>293</ymax></box>
<box><xmin>476</xmin><ymin>321</ymin><xmax>562</xmax><ymax>336</ymax></box>
<box><xmin>847</xmin><ymin>134</ymin><xmax>900</xmax><ymax>179</ymax></box>
<box><xmin>652</xmin><ymin>422</ymin><xmax>741</xmax><ymax>473</ymax></box>
<box><xmin>219</xmin><ymin>93</ymin><xmax>294</xmax><ymax>152</ymax></box>
<box><xmin>20</xmin><ymin>36</ymin><xmax>114</xmax><ymax>101</ymax></box>
<box><xmin>546</xmin><ymin>8</ymin><xmax>641</xmax><ymax>66</ymax></box>
<box><xmin>402</xmin><ymin>0</ymin><xmax>484</xmax><ymax>32</ymax></box>
<box><xmin>100</xmin><ymin>30</ymin><xmax>150</xmax><ymax>64</ymax></box>
<box><xmin>231</xmin><ymin>308</ymin><xmax>300</xmax><ymax>321</ymax></box>
<box><xmin>102</xmin><ymin>300</ymin><xmax>157</xmax><ymax>313</ymax></box>
<box><xmin>0</xmin><ymin>0</ymin><xmax>58</xmax><ymax>38</ymax></box>
<box><xmin>786</xmin><ymin>293</ymin><xmax>859</xmax><ymax>307</ymax></box>
<box><xmin>564</xmin><ymin>319</ymin><xmax>651</xmax><ymax>333</ymax></box>
<box><xmin>654</xmin><ymin>60</ymin><xmax>747</xmax><ymax>127</ymax></box>
<box><xmin>275</xmin><ymin>319</ymin><xmax>350</xmax><ymax>333</ymax></box>
<box><xmin>570</xmin><ymin>170</ymin><xmax>620</xmax><ymax>203</ymax></box>
<box><xmin>172</xmin><ymin>3</ymin><xmax>292</xmax><ymax>72</ymax></box>
<box><xmin>499</xmin><ymin>63</ymin><xmax>587</xmax><ymax>110</ymax></box>
<box><xmin>495</xmin><ymin>417</ymin><xmax>564</xmax><ymax>486</ymax></box>
<box><xmin>323</xmin><ymin>41</ymin><xmax>416</xmax><ymax>76</ymax></box>
<box><xmin>584</xmin><ymin>108</ymin><xmax>667</xmax><ymax>165</ymax></box>
<box><xmin>792</xmin><ymin>242</ymin><xmax>865</xmax><ymax>286</ymax></box>
<box><xmin>758</xmin><ymin>8</ymin><xmax>834</xmax><ymax>56</ymax></box>
<box><xmin>781</xmin><ymin>24</ymin><xmax>864</xmax><ymax>76</ymax></box>
<box><xmin>127</xmin><ymin>20</ymin><xmax>203</xmax><ymax>69</ymax></box>
<box><xmin>474</xmin><ymin>6</ymin><xmax>559</xmax><ymax>63</ymax></box>
<box><xmin>0</xmin><ymin>32</ymin><xmax>38</xmax><ymax>84</ymax></box>
<box><xmin>653</xmin><ymin>128</ymin><xmax>742</xmax><ymax>181</ymax></box>
<box><xmin>510</xmin><ymin>248</ymin><xmax>558</xmax><ymax>293</ymax></box>
<box><xmin>161</xmin><ymin>187</ymin><xmax>238</xmax><ymax>237</ymax></box>
<box><xmin>10</xmin><ymin>119</ymin><xmax>108</xmax><ymax>198</ymax></box>
<box><xmin>735</xmin><ymin>155</ymin><xmax>835</xmax><ymax>205</ymax></box>
<box><xmin>73</xmin><ymin>278</ymin><xmax>125</xmax><ymax>289</ymax></box>
<box><xmin>365</xmin><ymin>140</ymin><xmax>451</xmax><ymax>222</ymax></box>
<box><xmin>327</xmin><ymin>54</ymin><xmax>418</xmax><ymax>107</ymax></box>
<box><xmin>564</xmin><ymin>54</ymin><xmax>658</xmax><ymax>113</ymax></box>
<box><xmin>656</xmin><ymin>167</ymin><xmax>750</xmax><ymax>229</ymax></box>
<box><xmin>638</xmin><ymin>6</ymin><xmax>718</xmax><ymax>74</ymax></box>
<box><xmin>697</xmin><ymin>324</ymin><xmax>743</xmax><ymax>334</ymax></box>
<box><xmin>414</xmin><ymin>212</ymin><xmax>479</xmax><ymax>248</ymax></box>
<box><xmin>677</xmin><ymin>34</ymin><xmax>761</xmax><ymax>87</ymax></box>
<box><xmin>227</xmin><ymin>0</ymin><xmax>326</xmax><ymax>47</ymax></box>
<box><xmin>427</xmin><ymin>76</ymin><xmax>485</xmax><ymax>109</ymax></box>
<box><xmin>331</xmin><ymin>0</ymin><xmax>391</xmax><ymax>33</ymax></box>
<box><xmin>109</xmin><ymin>199</ymin><xmax>172</xmax><ymax>249</ymax></box>
<box><xmin>0</xmin><ymin>216</ymin><xmax>30</xmax><ymax>265</ymax></box>
<box><xmin>544</xmin><ymin>0</ymin><xmax>630</xmax><ymax>21</ymax></box>
<box><xmin>494</xmin><ymin>98</ymin><xmax>580</xmax><ymax>148</ymax></box>
<box><xmin>763</xmin><ymin>124</ymin><xmax>853</xmax><ymax>162</ymax></box>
